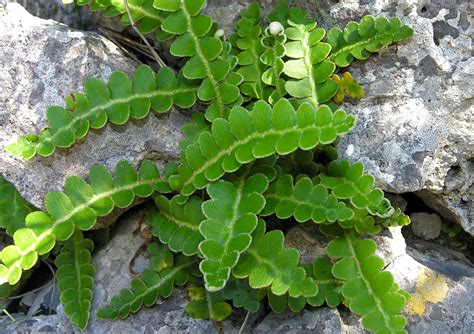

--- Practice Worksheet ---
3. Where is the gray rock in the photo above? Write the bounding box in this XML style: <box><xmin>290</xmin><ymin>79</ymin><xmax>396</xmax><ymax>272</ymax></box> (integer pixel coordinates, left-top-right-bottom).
<box><xmin>206</xmin><ymin>0</ymin><xmax>473</xmax><ymax>234</ymax></box>
<box><xmin>2</xmin><ymin>0</ymin><xmax>92</xmax><ymax>29</ymax></box>
<box><xmin>0</xmin><ymin>3</ymin><xmax>187</xmax><ymax>209</ymax></box>
<box><xmin>254</xmin><ymin>308</ymin><xmax>364</xmax><ymax>333</ymax></box>
<box><xmin>410</xmin><ymin>212</ymin><xmax>442</xmax><ymax>240</ymax></box>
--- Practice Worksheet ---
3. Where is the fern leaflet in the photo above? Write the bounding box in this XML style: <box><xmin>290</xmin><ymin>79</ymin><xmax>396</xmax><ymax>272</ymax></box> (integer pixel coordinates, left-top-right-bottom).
<box><xmin>199</xmin><ymin>170</ymin><xmax>269</xmax><ymax>291</ymax></box>
<box><xmin>326</xmin><ymin>231</ymin><xmax>410</xmax><ymax>333</ymax></box>
<box><xmin>56</xmin><ymin>231</ymin><xmax>95</xmax><ymax>330</ymax></box>
<box><xmin>148</xmin><ymin>195</ymin><xmax>204</xmax><ymax>256</ymax></box>
<box><xmin>0</xmin><ymin>177</ymin><xmax>34</xmax><ymax>236</ymax></box>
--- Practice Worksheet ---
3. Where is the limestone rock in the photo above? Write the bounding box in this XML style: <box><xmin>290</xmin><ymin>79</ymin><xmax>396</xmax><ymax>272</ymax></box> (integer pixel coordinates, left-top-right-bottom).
<box><xmin>0</xmin><ymin>3</ymin><xmax>187</xmax><ymax>209</ymax></box>
<box><xmin>2</xmin><ymin>0</ymin><xmax>92</xmax><ymax>29</ymax></box>
<box><xmin>205</xmin><ymin>0</ymin><xmax>473</xmax><ymax>234</ymax></box>
<box><xmin>410</xmin><ymin>212</ymin><xmax>442</xmax><ymax>240</ymax></box>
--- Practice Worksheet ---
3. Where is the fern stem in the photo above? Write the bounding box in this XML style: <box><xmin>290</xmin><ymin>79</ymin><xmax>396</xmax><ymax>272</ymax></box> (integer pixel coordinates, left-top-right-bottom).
<box><xmin>302</xmin><ymin>32</ymin><xmax>319</xmax><ymax>107</ymax></box>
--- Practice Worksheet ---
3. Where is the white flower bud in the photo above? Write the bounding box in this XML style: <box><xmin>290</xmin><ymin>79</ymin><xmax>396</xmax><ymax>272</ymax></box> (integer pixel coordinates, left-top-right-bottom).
<box><xmin>214</xmin><ymin>29</ymin><xmax>225</xmax><ymax>38</ymax></box>
<box><xmin>269</xmin><ymin>21</ymin><xmax>284</xmax><ymax>36</ymax></box>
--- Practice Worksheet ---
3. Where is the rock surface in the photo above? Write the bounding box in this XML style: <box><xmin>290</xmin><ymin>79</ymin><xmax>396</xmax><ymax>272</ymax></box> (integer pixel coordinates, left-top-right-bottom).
<box><xmin>2</xmin><ymin>0</ymin><xmax>91</xmax><ymax>29</ymax></box>
<box><xmin>0</xmin><ymin>3</ymin><xmax>186</xmax><ymax>209</ymax></box>
<box><xmin>410</xmin><ymin>212</ymin><xmax>442</xmax><ymax>240</ymax></box>
<box><xmin>205</xmin><ymin>0</ymin><xmax>473</xmax><ymax>234</ymax></box>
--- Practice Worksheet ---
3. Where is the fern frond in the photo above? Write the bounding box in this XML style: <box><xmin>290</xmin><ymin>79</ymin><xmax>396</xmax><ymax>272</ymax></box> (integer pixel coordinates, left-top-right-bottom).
<box><xmin>72</xmin><ymin>0</ymin><xmax>170</xmax><ymax>39</ymax></box>
<box><xmin>378</xmin><ymin>208</ymin><xmax>411</xmax><ymax>228</ymax></box>
<box><xmin>0</xmin><ymin>177</ymin><xmax>34</xmax><ymax>236</ymax></box>
<box><xmin>282</xmin><ymin>12</ymin><xmax>338</xmax><ymax>106</ymax></box>
<box><xmin>6</xmin><ymin>65</ymin><xmax>197</xmax><ymax>159</ymax></box>
<box><xmin>199</xmin><ymin>171</ymin><xmax>269</xmax><ymax>292</ymax></box>
<box><xmin>327</xmin><ymin>231</ymin><xmax>410</xmax><ymax>333</ymax></box>
<box><xmin>97</xmin><ymin>254</ymin><xmax>195</xmax><ymax>320</ymax></box>
<box><xmin>0</xmin><ymin>160</ymin><xmax>170</xmax><ymax>285</ymax></box>
<box><xmin>338</xmin><ymin>208</ymin><xmax>382</xmax><ymax>235</ymax></box>
<box><xmin>260</xmin><ymin>24</ymin><xmax>286</xmax><ymax>104</ymax></box>
<box><xmin>327</xmin><ymin>16</ymin><xmax>414</xmax><ymax>67</ymax></box>
<box><xmin>168</xmin><ymin>99</ymin><xmax>356</xmax><ymax>196</ymax></box>
<box><xmin>148</xmin><ymin>195</ymin><xmax>204</xmax><ymax>256</ymax></box>
<box><xmin>262</xmin><ymin>174</ymin><xmax>354</xmax><ymax>223</ymax></box>
<box><xmin>222</xmin><ymin>278</ymin><xmax>265</xmax><ymax>313</ymax></box>
<box><xmin>185</xmin><ymin>285</ymin><xmax>233</xmax><ymax>321</ymax></box>
<box><xmin>320</xmin><ymin>161</ymin><xmax>394</xmax><ymax>217</ymax></box>
<box><xmin>56</xmin><ymin>231</ymin><xmax>95</xmax><ymax>330</ymax></box>
<box><xmin>233</xmin><ymin>3</ymin><xmax>269</xmax><ymax>101</ymax></box>
<box><xmin>154</xmin><ymin>0</ymin><xmax>243</xmax><ymax>121</ymax></box>
<box><xmin>233</xmin><ymin>229</ymin><xmax>317</xmax><ymax>298</ymax></box>
<box><xmin>306</xmin><ymin>257</ymin><xmax>343</xmax><ymax>308</ymax></box>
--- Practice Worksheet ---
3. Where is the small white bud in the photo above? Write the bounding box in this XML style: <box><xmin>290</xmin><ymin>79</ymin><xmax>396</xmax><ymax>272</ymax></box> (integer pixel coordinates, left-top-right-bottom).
<box><xmin>214</xmin><ymin>29</ymin><xmax>225</xmax><ymax>38</ymax></box>
<box><xmin>269</xmin><ymin>21</ymin><xmax>284</xmax><ymax>36</ymax></box>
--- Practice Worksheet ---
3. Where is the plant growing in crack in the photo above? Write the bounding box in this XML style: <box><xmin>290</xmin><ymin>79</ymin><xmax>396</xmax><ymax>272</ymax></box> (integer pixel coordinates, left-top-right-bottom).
<box><xmin>1</xmin><ymin>0</ymin><xmax>414</xmax><ymax>332</ymax></box>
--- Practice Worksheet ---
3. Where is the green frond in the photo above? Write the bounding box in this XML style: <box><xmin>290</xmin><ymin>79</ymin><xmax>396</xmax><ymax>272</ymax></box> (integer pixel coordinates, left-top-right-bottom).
<box><xmin>262</xmin><ymin>173</ymin><xmax>354</xmax><ymax>223</ymax></box>
<box><xmin>282</xmin><ymin>15</ymin><xmax>338</xmax><ymax>107</ymax></box>
<box><xmin>56</xmin><ymin>231</ymin><xmax>95</xmax><ymax>330</ymax></box>
<box><xmin>233</xmin><ymin>3</ymin><xmax>270</xmax><ymax>100</ymax></box>
<box><xmin>185</xmin><ymin>285</ymin><xmax>233</xmax><ymax>321</ymax></box>
<box><xmin>320</xmin><ymin>160</ymin><xmax>394</xmax><ymax>217</ymax></box>
<box><xmin>97</xmin><ymin>253</ymin><xmax>196</xmax><ymax>320</ymax></box>
<box><xmin>6</xmin><ymin>65</ymin><xmax>198</xmax><ymax>159</ymax></box>
<box><xmin>306</xmin><ymin>257</ymin><xmax>343</xmax><ymax>307</ymax></box>
<box><xmin>168</xmin><ymin>98</ymin><xmax>356</xmax><ymax>196</ymax></box>
<box><xmin>327</xmin><ymin>16</ymin><xmax>414</xmax><ymax>67</ymax></box>
<box><xmin>222</xmin><ymin>278</ymin><xmax>265</xmax><ymax>313</ymax></box>
<box><xmin>0</xmin><ymin>160</ymin><xmax>170</xmax><ymax>285</ymax></box>
<box><xmin>326</xmin><ymin>231</ymin><xmax>410</xmax><ymax>333</ymax></box>
<box><xmin>199</xmin><ymin>171</ymin><xmax>269</xmax><ymax>291</ymax></box>
<box><xmin>154</xmin><ymin>0</ymin><xmax>243</xmax><ymax>121</ymax></box>
<box><xmin>148</xmin><ymin>195</ymin><xmax>204</xmax><ymax>256</ymax></box>
<box><xmin>71</xmin><ymin>0</ymin><xmax>171</xmax><ymax>40</ymax></box>
<box><xmin>233</xmin><ymin>229</ymin><xmax>317</xmax><ymax>298</ymax></box>
<box><xmin>0</xmin><ymin>177</ymin><xmax>34</xmax><ymax>236</ymax></box>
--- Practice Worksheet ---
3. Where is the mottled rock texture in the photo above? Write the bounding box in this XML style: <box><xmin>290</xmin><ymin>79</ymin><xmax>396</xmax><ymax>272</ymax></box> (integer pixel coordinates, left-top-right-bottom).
<box><xmin>205</xmin><ymin>0</ymin><xmax>473</xmax><ymax>234</ymax></box>
<box><xmin>0</xmin><ymin>3</ymin><xmax>187</xmax><ymax>209</ymax></box>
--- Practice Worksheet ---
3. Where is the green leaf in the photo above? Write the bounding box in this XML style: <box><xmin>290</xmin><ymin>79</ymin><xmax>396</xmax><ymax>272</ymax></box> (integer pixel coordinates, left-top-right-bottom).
<box><xmin>148</xmin><ymin>195</ymin><xmax>204</xmax><ymax>256</ymax></box>
<box><xmin>282</xmin><ymin>16</ymin><xmax>338</xmax><ymax>106</ymax></box>
<box><xmin>327</xmin><ymin>16</ymin><xmax>414</xmax><ymax>67</ymax></box>
<box><xmin>327</xmin><ymin>232</ymin><xmax>410</xmax><ymax>333</ymax></box>
<box><xmin>169</xmin><ymin>100</ymin><xmax>355</xmax><ymax>196</ymax></box>
<box><xmin>0</xmin><ymin>177</ymin><xmax>35</xmax><ymax>236</ymax></box>
<box><xmin>320</xmin><ymin>161</ymin><xmax>394</xmax><ymax>217</ymax></box>
<box><xmin>233</xmin><ymin>230</ymin><xmax>317</xmax><ymax>298</ymax></box>
<box><xmin>222</xmin><ymin>278</ymin><xmax>265</xmax><ymax>313</ymax></box>
<box><xmin>0</xmin><ymin>160</ymin><xmax>170</xmax><ymax>285</ymax></box>
<box><xmin>199</xmin><ymin>172</ymin><xmax>269</xmax><ymax>291</ymax></box>
<box><xmin>56</xmin><ymin>231</ymin><xmax>95</xmax><ymax>330</ymax></box>
<box><xmin>262</xmin><ymin>174</ymin><xmax>354</xmax><ymax>223</ymax></box>
<box><xmin>76</xmin><ymin>0</ymin><xmax>165</xmax><ymax>35</ymax></box>
<box><xmin>6</xmin><ymin>65</ymin><xmax>198</xmax><ymax>159</ymax></box>
<box><xmin>185</xmin><ymin>286</ymin><xmax>232</xmax><ymax>321</ymax></box>
<box><xmin>97</xmin><ymin>254</ymin><xmax>196</xmax><ymax>320</ymax></box>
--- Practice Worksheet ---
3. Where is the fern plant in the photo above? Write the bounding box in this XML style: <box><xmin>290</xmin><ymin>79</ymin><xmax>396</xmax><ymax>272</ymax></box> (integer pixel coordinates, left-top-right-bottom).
<box><xmin>0</xmin><ymin>0</ymin><xmax>414</xmax><ymax>332</ymax></box>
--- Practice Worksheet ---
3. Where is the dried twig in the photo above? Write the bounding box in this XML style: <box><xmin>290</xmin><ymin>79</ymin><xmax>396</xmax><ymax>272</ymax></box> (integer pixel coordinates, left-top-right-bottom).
<box><xmin>122</xmin><ymin>0</ymin><xmax>166</xmax><ymax>68</ymax></box>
